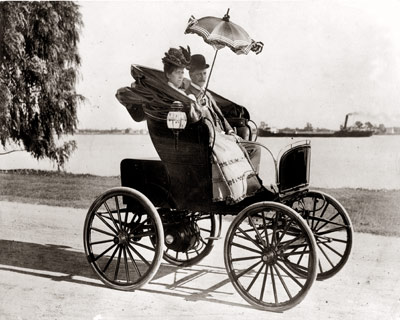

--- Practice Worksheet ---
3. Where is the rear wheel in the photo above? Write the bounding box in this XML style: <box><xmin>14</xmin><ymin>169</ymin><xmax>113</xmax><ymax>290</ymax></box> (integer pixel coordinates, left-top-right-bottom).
<box><xmin>160</xmin><ymin>210</ymin><xmax>217</xmax><ymax>267</ymax></box>
<box><xmin>224</xmin><ymin>202</ymin><xmax>317</xmax><ymax>311</ymax></box>
<box><xmin>289</xmin><ymin>190</ymin><xmax>353</xmax><ymax>280</ymax></box>
<box><xmin>83</xmin><ymin>187</ymin><xmax>164</xmax><ymax>290</ymax></box>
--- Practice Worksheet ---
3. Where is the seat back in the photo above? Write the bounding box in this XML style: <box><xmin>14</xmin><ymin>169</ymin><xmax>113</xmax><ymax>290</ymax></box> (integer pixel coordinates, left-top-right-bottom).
<box><xmin>147</xmin><ymin>117</ymin><xmax>213</xmax><ymax>210</ymax></box>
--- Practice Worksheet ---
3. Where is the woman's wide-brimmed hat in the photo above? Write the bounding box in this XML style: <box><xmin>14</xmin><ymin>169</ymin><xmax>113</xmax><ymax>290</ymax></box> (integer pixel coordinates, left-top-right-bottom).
<box><xmin>162</xmin><ymin>46</ymin><xmax>191</xmax><ymax>68</ymax></box>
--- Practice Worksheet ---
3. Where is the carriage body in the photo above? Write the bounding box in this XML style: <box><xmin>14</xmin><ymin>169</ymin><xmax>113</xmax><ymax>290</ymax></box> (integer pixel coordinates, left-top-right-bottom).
<box><xmin>83</xmin><ymin>64</ymin><xmax>353</xmax><ymax>312</ymax></box>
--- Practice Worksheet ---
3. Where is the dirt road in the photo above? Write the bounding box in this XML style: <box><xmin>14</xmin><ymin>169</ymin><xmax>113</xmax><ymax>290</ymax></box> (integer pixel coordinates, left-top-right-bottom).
<box><xmin>0</xmin><ymin>201</ymin><xmax>399</xmax><ymax>319</ymax></box>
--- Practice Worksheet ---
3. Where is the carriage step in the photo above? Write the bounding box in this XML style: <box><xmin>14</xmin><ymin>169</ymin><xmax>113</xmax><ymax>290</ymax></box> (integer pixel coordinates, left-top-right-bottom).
<box><xmin>205</xmin><ymin>236</ymin><xmax>223</xmax><ymax>240</ymax></box>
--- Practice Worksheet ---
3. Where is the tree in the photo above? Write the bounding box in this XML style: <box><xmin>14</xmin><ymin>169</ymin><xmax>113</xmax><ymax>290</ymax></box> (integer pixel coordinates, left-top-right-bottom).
<box><xmin>0</xmin><ymin>1</ymin><xmax>84</xmax><ymax>168</ymax></box>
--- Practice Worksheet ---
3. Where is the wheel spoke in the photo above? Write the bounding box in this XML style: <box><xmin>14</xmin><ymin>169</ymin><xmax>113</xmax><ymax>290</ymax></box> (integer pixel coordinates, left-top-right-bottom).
<box><xmin>283</xmin><ymin>250</ymin><xmax>313</xmax><ymax>257</ymax></box>
<box><xmin>236</xmin><ymin>227</ymin><xmax>264</xmax><ymax>250</ymax></box>
<box><xmin>232</xmin><ymin>255</ymin><xmax>261</xmax><ymax>262</ymax></box>
<box><xmin>273</xmin><ymin>264</ymin><xmax>292</xmax><ymax>299</ymax></box>
<box><xmin>279</xmin><ymin>237</ymin><xmax>307</xmax><ymax>251</ymax></box>
<box><xmin>278</xmin><ymin>258</ymin><xmax>309</xmax><ymax>275</ymax></box>
<box><xmin>199</xmin><ymin>227</ymin><xmax>212</xmax><ymax>234</ymax></box>
<box><xmin>271</xmin><ymin>212</ymin><xmax>279</xmax><ymax>246</ymax></box>
<box><xmin>231</xmin><ymin>242</ymin><xmax>263</xmax><ymax>255</ymax></box>
<box><xmin>310</xmin><ymin>197</ymin><xmax>317</xmax><ymax>230</ymax></box>
<box><xmin>131</xmin><ymin>241</ymin><xmax>156</xmax><ymax>252</ymax></box>
<box><xmin>91</xmin><ymin>239</ymin><xmax>115</xmax><ymax>245</ymax></box>
<box><xmin>91</xmin><ymin>227</ymin><xmax>116</xmax><ymax>238</ymax></box>
<box><xmin>94</xmin><ymin>212</ymin><xmax>118</xmax><ymax>235</ymax></box>
<box><xmin>262</xmin><ymin>211</ymin><xmax>271</xmax><ymax>247</ymax></box>
<box><xmin>316</xmin><ymin>225</ymin><xmax>348</xmax><ymax>236</ymax></box>
<box><xmin>260</xmin><ymin>263</ymin><xmax>268</xmax><ymax>301</ymax></box>
<box><xmin>115</xmin><ymin>196</ymin><xmax>123</xmax><ymax>231</ymax></box>
<box><xmin>275</xmin><ymin>261</ymin><xmax>304</xmax><ymax>288</ymax></box>
<box><xmin>247</xmin><ymin>215</ymin><xmax>265</xmax><ymax>246</ymax></box>
<box><xmin>270</xmin><ymin>265</ymin><xmax>278</xmax><ymax>304</ymax></box>
<box><xmin>114</xmin><ymin>246</ymin><xmax>123</xmax><ymax>281</ymax></box>
<box><xmin>123</xmin><ymin>247</ymin><xmax>130</xmax><ymax>282</ymax></box>
<box><xmin>102</xmin><ymin>245</ymin><xmax>119</xmax><ymax>273</ymax></box>
<box><xmin>295</xmin><ymin>245</ymin><xmax>307</xmax><ymax>265</ymax></box>
<box><xmin>320</xmin><ymin>241</ymin><xmax>344</xmax><ymax>258</ymax></box>
<box><xmin>318</xmin><ymin>259</ymin><xmax>323</xmax><ymax>274</ymax></box>
<box><xmin>246</xmin><ymin>263</ymin><xmax>265</xmax><ymax>292</ymax></box>
<box><xmin>317</xmin><ymin>242</ymin><xmax>335</xmax><ymax>268</ymax></box>
<box><xmin>310</xmin><ymin>199</ymin><xmax>327</xmax><ymax>230</ymax></box>
<box><xmin>123</xmin><ymin>208</ymin><xmax>130</xmax><ymax>232</ymax></box>
<box><xmin>315</xmin><ymin>235</ymin><xmax>347</xmax><ymax>244</ymax></box>
<box><xmin>235</xmin><ymin>260</ymin><xmax>263</xmax><ymax>280</ymax></box>
<box><xmin>127</xmin><ymin>243</ymin><xmax>151</xmax><ymax>267</ymax></box>
<box><xmin>94</xmin><ymin>243</ymin><xmax>117</xmax><ymax>262</ymax></box>
<box><xmin>315</xmin><ymin>212</ymin><xmax>340</xmax><ymax>232</ymax></box>
<box><xmin>126</xmin><ymin>244</ymin><xmax>142</xmax><ymax>277</ymax></box>
<box><xmin>104</xmin><ymin>201</ymin><xmax>120</xmax><ymax>232</ymax></box>
<box><xmin>275</xmin><ymin>218</ymin><xmax>295</xmax><ymax>247</ymax></box>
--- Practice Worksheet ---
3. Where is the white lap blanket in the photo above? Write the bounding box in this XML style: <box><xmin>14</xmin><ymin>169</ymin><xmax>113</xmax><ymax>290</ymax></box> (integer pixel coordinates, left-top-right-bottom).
<box><xmin>211</xmin><ymin>132</ymin><xmax>262</xmax><ymax>204</ymax></box>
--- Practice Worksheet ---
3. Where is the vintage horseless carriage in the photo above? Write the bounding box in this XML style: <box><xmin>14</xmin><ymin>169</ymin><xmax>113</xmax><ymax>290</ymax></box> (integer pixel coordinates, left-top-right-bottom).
<box><xmin>83</xmin><ymin>65</ymin><xmax>353</xmax><ymax>312</ymax></box>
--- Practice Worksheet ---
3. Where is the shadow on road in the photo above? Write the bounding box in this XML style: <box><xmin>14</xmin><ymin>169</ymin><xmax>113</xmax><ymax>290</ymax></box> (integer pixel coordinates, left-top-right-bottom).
<box><xmin>0</xmin><ymin>239</ymin><xmax>253</xmax><ymax>309</ymax></box>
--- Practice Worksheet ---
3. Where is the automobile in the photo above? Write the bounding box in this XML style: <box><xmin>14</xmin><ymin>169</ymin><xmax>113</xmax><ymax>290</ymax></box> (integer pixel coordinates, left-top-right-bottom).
<box><xmin>83</xmin><ymin>64</ymin><xmax>353</xmax><ymax>312</ymax></box>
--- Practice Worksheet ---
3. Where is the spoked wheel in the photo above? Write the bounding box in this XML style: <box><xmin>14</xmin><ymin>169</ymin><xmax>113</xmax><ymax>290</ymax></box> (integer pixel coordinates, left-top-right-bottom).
<box><xmin>224</xmin><ymin>202</ymin><xmax>317</xmax><ymax>312</ymax></box>
<box><xmin>160</xmin><ymin>210</ymin><xmax>217</xmax><ymax>267</ymax></box>
<box><xmin>83</xmin><ymin>187</ymin><xmax>164</xmax><ymax>290</ymax></box>
<box><xmin>288</xmin><ymin>190</ymin><xmax>353</xmax><ymax>280</ymax></box>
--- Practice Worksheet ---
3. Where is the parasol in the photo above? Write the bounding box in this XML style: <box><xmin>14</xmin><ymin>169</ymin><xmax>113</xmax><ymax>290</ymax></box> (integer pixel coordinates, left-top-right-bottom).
<box><xmin>184</xmin><ymin>8</ymin><xmax>264</xmax><ymax>93</ymax></box>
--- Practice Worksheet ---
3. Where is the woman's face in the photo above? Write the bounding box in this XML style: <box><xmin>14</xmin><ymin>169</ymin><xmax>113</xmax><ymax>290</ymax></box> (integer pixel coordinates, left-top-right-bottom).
<box><xmin>167</xmin><ymin>67</ymin><xmax>184</xmax><ymax>88</ymax></box>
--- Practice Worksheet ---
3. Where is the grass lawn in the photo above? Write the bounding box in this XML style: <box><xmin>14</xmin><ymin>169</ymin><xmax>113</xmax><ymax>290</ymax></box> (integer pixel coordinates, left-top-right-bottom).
<box><xmin>1</xmin><ymin>169</ymin><xmax>399</xmax><ymax>237</ymax></box>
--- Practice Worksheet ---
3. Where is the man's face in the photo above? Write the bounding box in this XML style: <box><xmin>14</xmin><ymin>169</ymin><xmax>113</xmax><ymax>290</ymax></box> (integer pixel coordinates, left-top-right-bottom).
<box><xmin>190</xmin><ymin>68</ymin><xmax>208</xmax><ymax>88</ymax></box>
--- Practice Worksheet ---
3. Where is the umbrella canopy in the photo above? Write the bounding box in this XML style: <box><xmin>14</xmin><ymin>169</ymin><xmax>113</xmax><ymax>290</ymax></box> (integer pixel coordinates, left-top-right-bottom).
<box><xmin>185</xmin><ymin>11</ymin><xmax>263</xmax><ymax>55</ymax></box>
<box><xmin>184</xmin><ymin>9</ymin><xmax>263</xmax><ymax>92</ymax></box>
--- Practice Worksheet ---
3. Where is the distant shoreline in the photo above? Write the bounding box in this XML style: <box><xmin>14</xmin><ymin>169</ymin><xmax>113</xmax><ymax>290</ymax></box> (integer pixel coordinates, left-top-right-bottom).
<box><xmin>77</xmin><ymin>130</ymin><xmax>148</xmax><ymax>135</ymax></box>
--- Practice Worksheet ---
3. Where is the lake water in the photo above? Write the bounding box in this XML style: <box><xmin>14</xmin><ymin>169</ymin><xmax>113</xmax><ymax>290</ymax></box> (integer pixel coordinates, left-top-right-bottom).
<box><xmin>1</xmin><ymin>134</ymin><xmax>400</xmax><ymax>189</ymax></box>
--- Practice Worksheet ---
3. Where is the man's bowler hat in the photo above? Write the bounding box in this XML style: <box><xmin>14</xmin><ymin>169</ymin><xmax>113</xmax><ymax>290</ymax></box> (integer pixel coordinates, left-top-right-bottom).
<box><xmin>187</xmin><ymin>54</ymin><xmax>209</xmax><ymax>71</ymax></box>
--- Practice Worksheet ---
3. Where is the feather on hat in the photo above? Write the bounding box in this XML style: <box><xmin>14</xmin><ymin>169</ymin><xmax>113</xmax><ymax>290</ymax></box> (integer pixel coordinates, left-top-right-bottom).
<box><xmin>162</xmin><ymin>46</ymin><xmax>191</xmax><ymax>68</ymax></box>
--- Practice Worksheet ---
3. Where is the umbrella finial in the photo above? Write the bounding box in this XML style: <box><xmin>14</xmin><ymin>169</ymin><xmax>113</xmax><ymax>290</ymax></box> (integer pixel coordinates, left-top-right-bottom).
<box><xmin>223</xmin><ymin>8</ymin><xmax>230</xmax><ymax>22</ymax></box>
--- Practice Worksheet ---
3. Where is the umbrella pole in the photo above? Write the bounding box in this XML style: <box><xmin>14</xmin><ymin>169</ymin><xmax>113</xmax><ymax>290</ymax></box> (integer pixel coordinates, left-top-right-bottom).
<box><xmin>203</xmin><ymin>49</ymin><xmax>218</xmax><ymax>95</ymax></box>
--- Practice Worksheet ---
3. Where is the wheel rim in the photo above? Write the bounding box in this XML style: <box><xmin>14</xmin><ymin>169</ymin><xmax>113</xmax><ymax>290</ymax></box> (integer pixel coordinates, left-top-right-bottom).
<box><xmin>224</xmin><ymin>202</ymin><xmax>317</xmax><ymax>311</ymax></box>
<box><xmin>84</xmin><ymin>188</ymin><xmax>164</xmax><ymax>290</ymax></box>
<box><xmin>290</xmin><ymin>191</ymin><xmax>353</xmax><ymax>280</ymax></box>
<box><xmin>161</xmin><ymin>211</ymin><xmax>217</xmax><ymax>267</ymax></box>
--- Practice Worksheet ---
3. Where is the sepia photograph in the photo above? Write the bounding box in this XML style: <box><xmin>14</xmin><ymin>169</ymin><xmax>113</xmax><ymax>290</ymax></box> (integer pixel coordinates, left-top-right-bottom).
<box><xmin>0</xmin><ymin>1</ymin><xmax>399</xmax><ymax>319</ymax></box>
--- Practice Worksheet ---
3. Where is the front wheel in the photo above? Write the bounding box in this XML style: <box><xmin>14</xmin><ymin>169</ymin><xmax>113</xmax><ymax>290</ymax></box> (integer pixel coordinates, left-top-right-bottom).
<box><xmin>224</xmin><ymin>202</ymin><xmax>317</xmax><ymax>312</ymax></box>
<box><xmin>83</xmin><ymin>187</ymin><xmax>164</xmax><ymax>290</ymax></box>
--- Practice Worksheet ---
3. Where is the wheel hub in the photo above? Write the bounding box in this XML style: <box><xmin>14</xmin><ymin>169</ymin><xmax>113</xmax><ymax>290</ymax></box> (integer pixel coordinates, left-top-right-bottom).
<box><xmin>262</xmin><ymin>249</ymin><xmax>277</xmax><ymax>265</ymax></box>
<box><xmin>115</xmin><ymin>231</ymin><xmax>129</xmax><ymax>245</ymax></box>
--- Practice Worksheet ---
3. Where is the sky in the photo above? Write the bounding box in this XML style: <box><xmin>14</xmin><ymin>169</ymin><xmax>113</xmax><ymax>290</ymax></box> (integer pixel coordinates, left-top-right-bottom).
<box><xmin>76</xmin><ymin>0</ymin><xmax>400</xmax><ymax>130</ymax></box>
